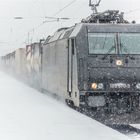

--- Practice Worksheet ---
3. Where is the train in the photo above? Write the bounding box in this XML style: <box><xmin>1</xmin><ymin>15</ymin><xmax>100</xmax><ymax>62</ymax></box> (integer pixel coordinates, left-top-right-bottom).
<box><xmin>1</xmin><ymin>1</ymin><xmax>140</xmax><ymax>124</ymax></box>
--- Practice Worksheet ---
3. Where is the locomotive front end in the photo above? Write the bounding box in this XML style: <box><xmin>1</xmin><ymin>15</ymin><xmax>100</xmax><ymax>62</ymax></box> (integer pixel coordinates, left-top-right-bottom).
<box><xmin>76</xmin><ymin>24</ymin><xmax>140</xmax><ymax>122</ymax></box>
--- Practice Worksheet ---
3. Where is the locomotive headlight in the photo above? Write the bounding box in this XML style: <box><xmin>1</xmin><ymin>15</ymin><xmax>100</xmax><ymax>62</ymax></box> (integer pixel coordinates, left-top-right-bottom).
<box><xmin>136</xmin><ymin>83</ymin><xmax>140</xmax><ymax>89</ymax></box>
<box><xmin>91</xmin><ymin>83</ymin><xmax>97</xmax><ymax>90</ymax></box>
<box><xmin>91</xmin><ymin>83</ymin><xmax>104</xmax><ymax>90</ymax></box>
<box><xmin>98</xmin><ymin>83</ymin><xmax>104</xmax><ymax>89</ymax></box>
<box><xmin>116</xmin><ymin>60</ymin><xmax>123</xmax><ymax>66</ymax></box>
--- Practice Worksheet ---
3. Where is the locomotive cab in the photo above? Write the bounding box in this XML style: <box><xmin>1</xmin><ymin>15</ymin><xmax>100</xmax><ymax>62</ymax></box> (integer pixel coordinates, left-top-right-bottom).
<box><xmin>72</xmin><ymin>24</ymin><xmax>140</xmax><ymax>117</ymax></box>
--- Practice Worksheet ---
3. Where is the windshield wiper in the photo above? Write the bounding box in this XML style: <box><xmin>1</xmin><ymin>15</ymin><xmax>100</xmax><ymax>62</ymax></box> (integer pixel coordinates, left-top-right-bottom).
<box><xmin>120</xmin><ymin>43</ymin><xmax>129</xmax><ymax>54</ymax></box>
<box><xmin>102</xmin><ymin>45</ymin><xmax>115</xmax><ymax>60</ymax></box>
<box><xmin>120</xmin><ymin>43</ymin><xmax>135</xmax><ymax>60</ymax></box>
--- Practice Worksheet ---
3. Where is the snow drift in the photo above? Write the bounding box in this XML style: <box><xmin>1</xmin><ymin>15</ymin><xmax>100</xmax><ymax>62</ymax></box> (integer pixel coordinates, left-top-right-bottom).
<box><xmin>0</xmin><ymin>71</ymin><xmax>130</xmax><ymax>140</ymax></box>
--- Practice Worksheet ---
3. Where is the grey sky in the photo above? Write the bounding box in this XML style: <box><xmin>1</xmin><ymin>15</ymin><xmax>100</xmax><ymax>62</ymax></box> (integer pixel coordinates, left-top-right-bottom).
<box><xmin>0</xmin><ymin>0</ymin><xmax>140</xmax><ymax>55</ymax></box>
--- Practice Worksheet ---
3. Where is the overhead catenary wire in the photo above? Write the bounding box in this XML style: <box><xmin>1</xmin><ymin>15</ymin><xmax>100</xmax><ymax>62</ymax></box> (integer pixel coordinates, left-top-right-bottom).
<box><xmin>11</xmin><ymin>0</ymin><xmax>139</xmax><ymax>47</ymax></box>
<box><xmin>14</xmin><ymin>16</ymin><xmax>70</xmax><ymax>20</ymax></box>
<box><xmin>3</xmin><ymin>1</ymin><xmax>140</xmax><ymax>52</ymax></box>
<box><xmin>32</xmin><ymin>0</ymin><xmax>77</xmax><ymax>32</ymax></box>
<box><xmin>14</xmin><ymin>0</ymin><xmax>77</xmax><ymax>45</ymax></box>
<box><xmin>14</xmin><ymin>19</ymin><xmax>59</xmax><ymax>44</ymax></box>
<box><xmin>0</xmin><ymin>0</ymin><xmax>78</xmax><ymax>49</ymax></box>
<box><xmin>53</xmin><ymin>0</ymin><xmax>77</xmax><ymax>16</ymax></box>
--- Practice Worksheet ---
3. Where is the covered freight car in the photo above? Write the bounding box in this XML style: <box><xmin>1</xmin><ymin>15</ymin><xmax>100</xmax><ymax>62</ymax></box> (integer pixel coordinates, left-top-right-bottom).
<box><xmin>1</xmin><ymin>48</ymin><xmax>26</xmax><ymax>79</ymax></box>
<box><xmin>26</xmin><ymin>41</ymin><xmax>44</xmax><ymax>89</ymax></box>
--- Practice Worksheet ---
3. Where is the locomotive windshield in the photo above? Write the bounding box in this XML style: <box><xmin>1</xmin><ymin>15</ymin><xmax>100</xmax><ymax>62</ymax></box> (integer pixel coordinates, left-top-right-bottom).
<box><xmin>120</xmin><ymin>33</ymin><xmax>140</xmax><ymax>54</ymax></box>
<box><xmin>88</xmin><ymin>33</ymin><xmax>116</xmax><ymax>54</ymax></box>
<box><xmin>88</xmin><ymin>33</ymin><xmax>140</xmax><ymax>55</ymax></box>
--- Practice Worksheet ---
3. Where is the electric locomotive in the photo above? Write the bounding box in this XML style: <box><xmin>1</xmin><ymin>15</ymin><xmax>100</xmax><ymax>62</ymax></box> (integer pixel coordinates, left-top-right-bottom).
<box><xmin>2</xmin><ymin>0</ymin><xmax>140</xmax><ymax>124</ymax></box>
<box><xmin>41</xmin><ymin>1</ymin><xmax>140</xmax><ymax>124</ymax></box>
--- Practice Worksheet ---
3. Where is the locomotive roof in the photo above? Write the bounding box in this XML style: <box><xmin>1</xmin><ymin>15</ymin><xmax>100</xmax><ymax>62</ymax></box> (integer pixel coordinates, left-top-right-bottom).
<box><xmin>84</xmin><ymin>23</ymin><xmax>140</xmax><ymax>33</ymax></box>
<box><xmin>45</xmin><ymin>23</ymin><xmax>140</xmax><ymax>43</ymax></box>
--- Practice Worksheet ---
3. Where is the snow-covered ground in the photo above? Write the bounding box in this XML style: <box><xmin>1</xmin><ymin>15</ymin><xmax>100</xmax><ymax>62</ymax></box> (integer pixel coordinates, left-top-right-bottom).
<box><xmin>0</xmin><ymin>70</ymin><xmax>131</xmax><ymax>140</ymax></box>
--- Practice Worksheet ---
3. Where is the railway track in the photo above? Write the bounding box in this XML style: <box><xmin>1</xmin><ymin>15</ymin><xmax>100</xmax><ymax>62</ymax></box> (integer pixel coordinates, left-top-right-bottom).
<box><xmin>73</xmin><ymin>106</ymin><xmax>140</xmax><ymax>139</ymax></box>
<box><xmin>108</xmin><ymin>124</ymin><xmax>140</xmax><ymax>139</ymax></box>
<box><xmin>108</xmin><ymin>124</ymin><xmax>140</xmax><ymax>134</ymax></box>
